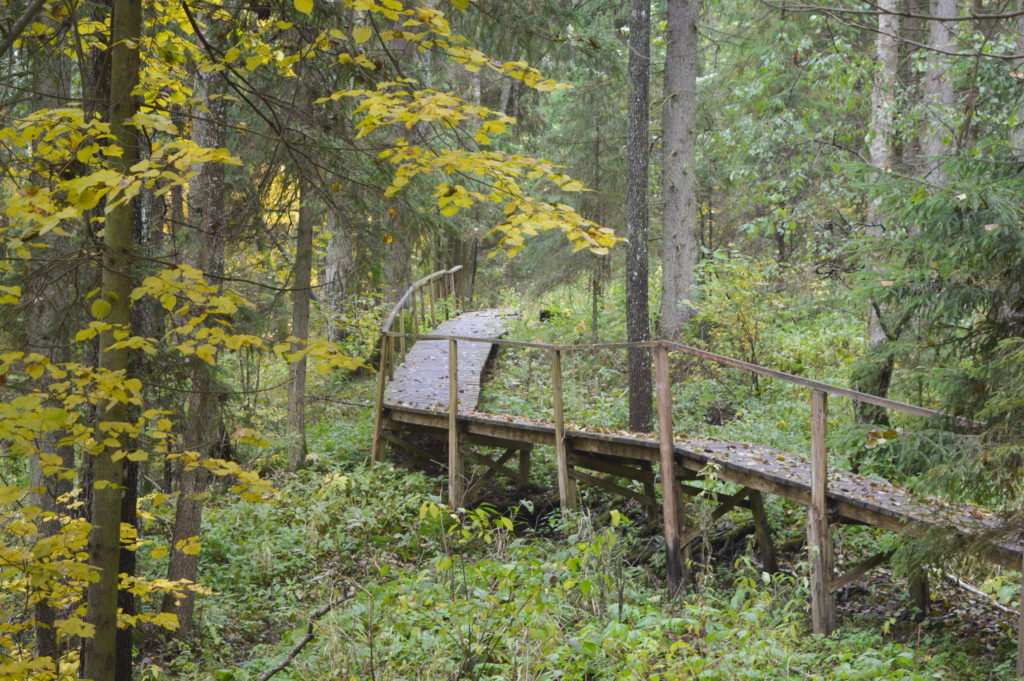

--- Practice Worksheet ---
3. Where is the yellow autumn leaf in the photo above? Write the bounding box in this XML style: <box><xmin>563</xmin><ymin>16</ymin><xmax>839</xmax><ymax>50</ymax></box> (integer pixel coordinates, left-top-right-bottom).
<box><xmin>294</xmin><ymin>0</ymin><xmax>312</xmax><ymax>14</ymax></box>
<box><xmin>353</xmin><ymin>25</ymin><xmax>372</xmax><ymax>44</ymax></box>
<box><xmin>91</xmin><ymin>298</ymin><xmax>111</xmax><ymax>319</ymax></box>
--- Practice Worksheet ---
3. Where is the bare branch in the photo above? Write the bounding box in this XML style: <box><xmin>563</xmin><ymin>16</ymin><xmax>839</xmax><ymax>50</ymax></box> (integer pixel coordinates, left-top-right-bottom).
<box><xmin>0</xmin><ymin>0</ymin><xmax>50</xmax><ymax>61</ymax></box>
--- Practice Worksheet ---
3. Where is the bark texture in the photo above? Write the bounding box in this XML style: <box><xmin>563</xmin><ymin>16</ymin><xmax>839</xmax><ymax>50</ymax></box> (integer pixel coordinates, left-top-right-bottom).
<box><xmin>659</xmin><ymin>0</ymin><xmax>701</xmax><ymax>339</ymax></box>
<box><xmin>323</xmin><ymin>210</ymin><xmax>356</xmax><ymax>343</ymax></box>
<box><xmin>854</xmin><ymin>0</ymin><xmax>899</xmax><ymax>426</ymax></box>
<box><xmin>287</xmin><ymin>178</ymin><xmax>314</xmax><ymax>470</ymax></box>
<box><xmin>626</xmin><ymin>0</ymin><xmax>653</xmax><ymax>432</ymax></box>
<box><xmin>162</xmin><ymin>64</ymin><xmax>228</xmax><ymax>637</ymax></box>
<box><xmin>81</xmin><ymin>0</ymin><xmax>141</xmax><ymax>675</ymax></box>
<box><xmin>920</xmin><ymin>0</ymin><xmax>956</xmax><ymax>184</ymax></box>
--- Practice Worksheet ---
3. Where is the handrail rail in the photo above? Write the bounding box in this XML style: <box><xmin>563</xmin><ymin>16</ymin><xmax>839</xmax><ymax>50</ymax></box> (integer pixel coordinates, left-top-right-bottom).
<box><xmin>381</xmin><ymin>331</ymin><xmax>980</xmax><ymax>428</ymax></box>
<box><xmin>380</xmin><ymin>265</ymin><xmax>463</xmax><ymax>334</ymax></box>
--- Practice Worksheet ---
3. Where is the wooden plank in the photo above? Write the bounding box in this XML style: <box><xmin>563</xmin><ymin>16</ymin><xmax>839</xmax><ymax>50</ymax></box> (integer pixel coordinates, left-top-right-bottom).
<box><xmin>749</xmin><ymin>490</ymin><xmax>778</xmax><ymax>573</ymax></box>
<box><xmin>448</xmin><ymin>339</ymin><xmax>463</xmax><ymax>507</ymax></box>
<box><xmin>381</xmin><ymin>404</ymin><xmax>1024</xmax><ymax>568</ymax></box>
<box><xmin>808</xmin><ymin>389</ymin><xmax>834</xmax><ymax>634</ymax></box>
<box><xmin>568</xmin><ymin>452</ymin><xmax>655</xmax><ymax>483</ymax></box>
<box><xmin>654</xmin><ymin>344</ymin><xmax>684</xmax><ymax>594</ymax></box>
<box><xmin>569</xmin><ymin>469</ymin><xmax>650</xmax><ymax>505</ymax></box>
<box><xmin>830</xmin><ymin>550</ymin><xmax>893</xmax><ymax>593</ymax></box>
<box><xmin>551</xmin><ymin>349</ymin><xmax>577</xmax><ymax>512</ymax></box>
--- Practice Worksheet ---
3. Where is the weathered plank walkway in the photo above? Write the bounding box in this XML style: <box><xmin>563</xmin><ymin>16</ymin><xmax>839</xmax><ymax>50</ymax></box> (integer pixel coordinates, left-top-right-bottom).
<box><xmin>371</xmin><ymin>269</ymin><xmax>1024</xmax><ymax>675</ymax></box>
<box><xmin>384</xmin><ymin>310</ymin><xmax>509</xmax><ymax>410</ymax></box>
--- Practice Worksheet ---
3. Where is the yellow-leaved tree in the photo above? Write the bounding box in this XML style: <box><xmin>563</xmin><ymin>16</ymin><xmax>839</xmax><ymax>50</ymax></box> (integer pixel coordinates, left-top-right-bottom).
<box><xmin>0</xmin><ymin>0</ymin><xmax>612</xmax><ymax>678</ymax></box>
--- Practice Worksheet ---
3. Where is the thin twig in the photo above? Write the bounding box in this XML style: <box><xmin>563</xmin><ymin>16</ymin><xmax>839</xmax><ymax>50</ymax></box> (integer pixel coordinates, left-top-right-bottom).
<box><xmin>256</xmin><ymin>593</ymin><xmax>353</xmax><ymax>681</ymax></box>
<box><xmin>942</xmin><ymin>572</ymin><xmax>1017</xmax><ymax>616</ymax></box>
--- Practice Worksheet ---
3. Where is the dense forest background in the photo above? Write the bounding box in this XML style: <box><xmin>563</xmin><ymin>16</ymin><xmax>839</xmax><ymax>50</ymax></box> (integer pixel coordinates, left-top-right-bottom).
<box><xmin>3</xmin><ymin>0</ymin><xmax>1024</xmax><ymax>678</ymax></box>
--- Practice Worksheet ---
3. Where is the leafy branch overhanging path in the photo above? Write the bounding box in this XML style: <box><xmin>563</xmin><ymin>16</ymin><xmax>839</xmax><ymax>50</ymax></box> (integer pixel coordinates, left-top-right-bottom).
<box><xmin>371</xmin><ymin>267</ymin><xmax>1024</xmax><ymax>670</ymax></box>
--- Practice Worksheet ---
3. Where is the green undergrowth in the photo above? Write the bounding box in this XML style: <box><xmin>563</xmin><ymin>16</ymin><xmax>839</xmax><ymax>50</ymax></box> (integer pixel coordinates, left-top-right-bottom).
<box><xmin>163</xmin><ymin>450</ymin><xmax>1014</xmax><ymax>680</ymax></box>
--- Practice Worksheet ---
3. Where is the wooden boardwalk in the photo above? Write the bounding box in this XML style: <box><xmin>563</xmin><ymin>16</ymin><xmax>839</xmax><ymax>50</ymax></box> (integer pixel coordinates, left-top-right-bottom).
<box><xmin>372</xmin><ymin>271</ymin><xmax>1024</xmax><ymax>673</ymax></box>
<box><xmin>384</xmin><ymin>310</ymin><xmax>509</xmax><ymax>410</ymax></box>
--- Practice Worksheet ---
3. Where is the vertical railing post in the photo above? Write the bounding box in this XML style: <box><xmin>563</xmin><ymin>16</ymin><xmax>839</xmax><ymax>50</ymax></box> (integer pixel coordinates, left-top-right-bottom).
<box><xmin>386</xmin><ymin>330</ymin><xmax>395</xmax><ymax>381</ymax></box>
<box><xmin>429</xmin><ymin>278</ymin><xmax>437</xmax><ymax>327</ymax></box>
<box><xmin>448</xmin><ymin>339</ymin><xmax>463</xmax><ymax>507</ymax></box>
<box><xmin>411</xmin><ymin>289</ymin><xmax>419</xmax><ymax>334</ymax></box>
<box><xmin>398</xmin><ymin>307</ymin><xmax>406</xmax><ymax>360</ymax></box>
<box><xmin>371</xmin><ymin>336</ymin><xmax>390</xmax><ymax>464</ymax></box>
<box><xmin>808</xmin><ymin>389</ymin><xmax>834</xmax><ymax>634</ymax></box>
<box><xmin>654</xmin><ymin>343</ymin><xmax>685</xmax><ymax>595</ymax></box>
<box><xmin>550</xmin><ymin>348</ymin><xmax>577</xmax><ymax>512</ymax></box>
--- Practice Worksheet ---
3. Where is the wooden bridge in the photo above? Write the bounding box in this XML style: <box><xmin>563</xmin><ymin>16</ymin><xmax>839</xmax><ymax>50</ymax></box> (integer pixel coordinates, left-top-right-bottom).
<box><xmin>371</xmin><ymin>267</ymin><xmax>1024</xmax><ymax>674</ymax></box>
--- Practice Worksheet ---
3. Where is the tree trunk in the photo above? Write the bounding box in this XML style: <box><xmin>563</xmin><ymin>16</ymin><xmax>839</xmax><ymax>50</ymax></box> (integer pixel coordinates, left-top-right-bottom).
<box><xmin>287</xmin><ymin>177</ymin><xmax>314</xmax><ymax>470</ymax></box>
<box><xmin>659</xmin><ymin>0</ymin><xmax>701</xmax><ymax>339</ymax></box>
<box><xmin>626</xmin><ymin>0</ymin><xmax>653</xmax><ymax>433</ymax></box>
<box><xmin>920</xmin><ymin>0</ymin><xmax>956</xmax><ymax>184</ymax></box>
<box><xmin>24</xmin><ymin>19</ymin><xmax>75</xmax><ymax>670</ymax></box>
<box><xmin>81</xmin><ymin>0</ymin><xmax>141</xmax><ymax>675</ymax></box>
<box><xmin>853</xmin><ymin>0</ymin><xmax>900</xmax><ymax>426</ymax></box>
<box><xmin>1012</xmin><ymin>13</ymin><xmax>1024</xmax><ymax>151</ymax></box>
<box><xmin>323</xmin><ymin>210</ymin><xmax>356</xmax><ymax>343</ymax></box>
<box><xmin>161</xmin><ymin>62</ymin><xmax>228</xmax><ymax>637</ymax></box>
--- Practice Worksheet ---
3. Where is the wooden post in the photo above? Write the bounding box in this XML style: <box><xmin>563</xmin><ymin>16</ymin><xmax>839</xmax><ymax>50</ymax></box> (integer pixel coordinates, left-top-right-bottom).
<box><xmin>654</xmin><ymin>343</ymin><xmax>685</xmax><ymax>595</ymax></box>
<box><xmin>398</xmin><ymin>308</ymin><xmax>406</xmax><ymax>360</ymax></box>
<box><xmin>411</xmin><ymin>289</ymin><xmax>419</xmax><ymax>333</ymax></box>
<box><xmin>909</xmin><ymin>573</ymin><xmax>929</xmax><ymax>621</ymax></box>
<box><xmin>550</xmin><ymin>349</ymin><xmax>577</xmax><ymax>512</ymax></box>
<box><xmin>808</xmin><ymin>389</ymin><xmax>834</xmax><ymax>634</ymax></box>
<box><xmin>370</xmin><ymin>337</ymin><xmax>390</xmax><ymax>464</ymax></box>
<box><xmin>749</xmin><ymin>490</ymin><xmax>778</xmax><ymax>573</ymax></box>
<box><xmin>386</xmin><ymin>332</ymin><xmax>395</xmax><ymax>381</ymax></box>
<box><xmin>448</xmin><ymin>339</ymin><xmax>463</xmax><ymax>507</ymax></box>
<box><xmin>518</xmin><ymin>446</ymin><xmax>531</xmax><ymax>489</ymax></box>
<box><xmin>429</xmin><ymin>278</ymin><xmax>437</xmax><ymax>327</ymax></box>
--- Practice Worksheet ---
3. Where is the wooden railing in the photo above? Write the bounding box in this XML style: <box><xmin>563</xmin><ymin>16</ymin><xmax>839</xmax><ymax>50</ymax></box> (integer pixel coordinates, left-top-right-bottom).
<box><xmin>374</xmin><ymin>323</ymin><xmax>981</xmax><ymax>625</ymax></box>
<box><xmin>370</xmin><ymin>266</ymin><xmax>464</xmax><ymax>463</ymax></box>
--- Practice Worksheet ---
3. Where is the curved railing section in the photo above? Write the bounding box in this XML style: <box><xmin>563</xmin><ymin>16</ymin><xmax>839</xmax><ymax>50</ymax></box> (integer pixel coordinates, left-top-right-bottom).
<box><xmin>371</xmin><ymin>265</ymin><xmax>464</xmax><ymax>462</ymax></box>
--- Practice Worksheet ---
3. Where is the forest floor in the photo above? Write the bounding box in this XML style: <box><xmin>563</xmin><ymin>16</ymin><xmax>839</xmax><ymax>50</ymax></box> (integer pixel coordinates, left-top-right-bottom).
<box><xmin>148</xmin><ymin>278</ymin><xmax>1024</xmax><ymax>680</ymax></box>
<box><xmin>145</xmin><ymin>377</ymin><xmax>1022</xmax><ymax>681</ymax></box>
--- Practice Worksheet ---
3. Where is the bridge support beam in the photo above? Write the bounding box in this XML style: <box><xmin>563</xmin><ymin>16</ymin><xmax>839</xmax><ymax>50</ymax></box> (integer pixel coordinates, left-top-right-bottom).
<box><xmin>808</xmin><ymin>389</ymin><xmax>835</xmax><ymax>634</ymax></box>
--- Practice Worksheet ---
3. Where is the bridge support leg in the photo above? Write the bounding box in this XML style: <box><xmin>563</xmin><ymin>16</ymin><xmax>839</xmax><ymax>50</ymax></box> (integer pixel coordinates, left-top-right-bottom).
<box><xmin>654</xmin><ymin>344</ymin><xmax>686</xmax><ymax>596</ymax></box>
<box><xmin>808</xmin><ymin>389</ymin><xmax>835</xmax><ymax>634</ymax></box>
<box><xmin>518</xmin><ymin>446</ymin><xmax>531</xmax><ymax>489</ymax></box>
<box><xmin>749</xmin><ymin>490</ymin><xmax>778</xmax><ymax>573</ymax></box>
<box><xmin>371</xmin><ymin>337</ymin><xmax>392</xmax><ymax>464</ymax></box>
<box><xmin>448</xmin><ymin>340</ymin><xmax>464</xmax><ymax>507</ymax></box>
<box><xmin>909</xmin><ymin>573</ymin><xmax>929</xmax><ymax>621</ymax></box>
<box><xmin>550</xmin><ymin>349</ymin><xmax>577</xmax><ymax>513</ymax></box>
